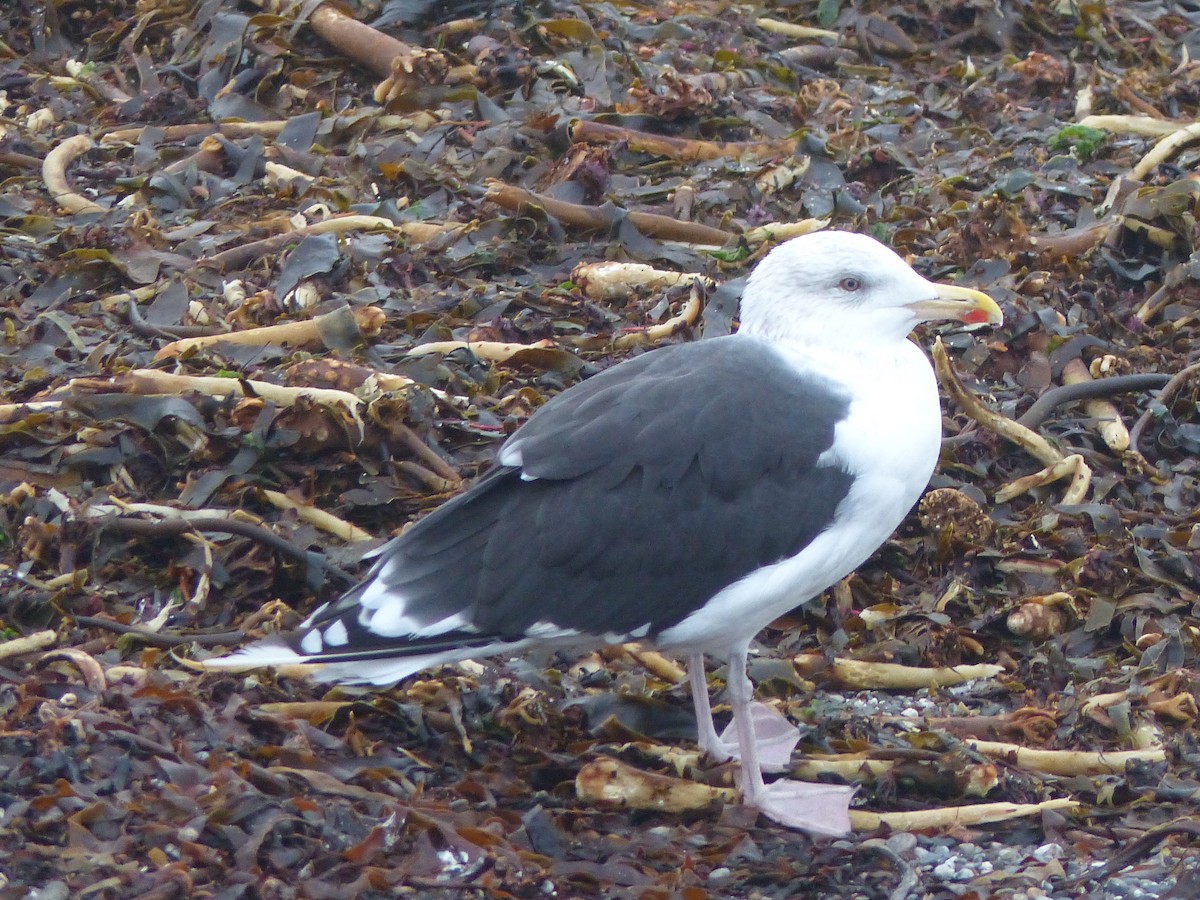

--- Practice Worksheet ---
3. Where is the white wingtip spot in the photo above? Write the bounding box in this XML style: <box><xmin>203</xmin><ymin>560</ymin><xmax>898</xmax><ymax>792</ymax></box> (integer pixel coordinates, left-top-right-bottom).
<box><xmin>361</xmin><ymin>600</ymin><xmax>474</xmax><ymax>640</ymax></box>
<box><xmin>525</xmin><ymin>620</ymin><xmax>578</xmax><ymax>640</ymax></box>
<box><xmin>497</xmin><ymin>444</ymin><xmax>522</xmax><ymax>467</ymax></box>
<box><xmin>300</xmin><ymin>630</ymin><xmax>324</xmax><ymax>654</ymax></box>
<box><xmin>323</xmin><ymin>620</ymin><xmax>349</xmax><ymax>646</ymax></box>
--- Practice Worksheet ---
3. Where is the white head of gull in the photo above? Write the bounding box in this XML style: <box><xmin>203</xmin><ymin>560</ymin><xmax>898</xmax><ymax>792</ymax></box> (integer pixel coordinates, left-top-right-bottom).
<box><xmin>205</xmin><ymin>230</ymin><xmax>1002</xmax><ymax>836</ymax></box>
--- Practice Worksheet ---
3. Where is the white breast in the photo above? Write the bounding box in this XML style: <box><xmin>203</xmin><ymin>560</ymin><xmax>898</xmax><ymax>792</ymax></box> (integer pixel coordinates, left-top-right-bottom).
<box><xmin>656</xmin><ymin>339</ymin><xmax>942</xmax><ymax>653</ymax></box>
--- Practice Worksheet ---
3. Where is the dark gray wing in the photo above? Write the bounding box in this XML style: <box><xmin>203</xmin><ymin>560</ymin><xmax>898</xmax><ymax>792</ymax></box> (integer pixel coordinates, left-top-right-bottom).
<box><xmin>300</xmin><ymin>335</ymin><xmax>854</xmax><ymax>653</ymax></box>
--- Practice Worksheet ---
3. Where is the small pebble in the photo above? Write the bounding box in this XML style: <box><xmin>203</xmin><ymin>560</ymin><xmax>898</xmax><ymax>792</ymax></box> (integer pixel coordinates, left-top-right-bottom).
<box><xmin>886</xmin><ymin>832</ymin><xmax>917</xmax><ymax>854</ymax></box>
<box><xmin>915</xmin><ymin>845</ymin><xmax>950</xmax><ymax>864</ymax></box>
<box><xmin>932</xmin><ymin>857</ymin><xmax>963</xmax><ymax>880</ymax></box>
<box><xmin>1032</xmin><ymin>842</ymin><xmax>1064</xmax><ymax>862</ymax></box>
<box><xmin>995</xmin><ymin>847</ymin><xmax>1021</xmax><ymax>865</ymax></box>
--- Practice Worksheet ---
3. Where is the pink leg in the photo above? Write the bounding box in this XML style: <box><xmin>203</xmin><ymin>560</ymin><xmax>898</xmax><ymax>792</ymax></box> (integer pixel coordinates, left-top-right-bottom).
<box><xmin>688</xmin><ymin>653</ymin><xmax>733</xmax><ymax>761</ymax></box>
<box><xmin>690</xmin><ymin>650</ymin><xmax>799</xmax><ymax>771</ymax></box>
<box><xmin>727</xmin><ymin>647</ymin><xmax>855</xmax><ymax>837</ymax></box>
<box><xmin>690</xmin><ymin>654</ymin><xmax>798</xmax><ymax>768</ymax></box>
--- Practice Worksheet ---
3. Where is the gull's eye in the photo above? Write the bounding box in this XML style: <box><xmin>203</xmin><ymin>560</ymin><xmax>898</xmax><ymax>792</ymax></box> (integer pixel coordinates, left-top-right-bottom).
<box><xmin>839</xmin><ymin>276</ymin><xmax>863</xmax><ymax>292</ymax></box>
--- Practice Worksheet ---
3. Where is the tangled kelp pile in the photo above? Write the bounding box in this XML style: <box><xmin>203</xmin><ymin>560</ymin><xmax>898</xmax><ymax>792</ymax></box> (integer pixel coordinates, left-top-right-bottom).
<box><xmin>2</xmin><ymin>1</ymin><xmax>1200</xmax><ymax>896</ymax></box>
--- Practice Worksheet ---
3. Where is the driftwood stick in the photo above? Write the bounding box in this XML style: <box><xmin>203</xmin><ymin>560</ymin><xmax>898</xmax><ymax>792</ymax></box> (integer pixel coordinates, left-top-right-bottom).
<box><xmin>260</xmin><ymin>489</ymin><xmax>374</xmax><ymax>543</ymax></box>
<box><xmin>1130</xmin><ymin>121</ymin><xmax>1200</xmax><ymax>180</ymax></box>
<box><xmin>933</xmin><ymin>339</ymin><xmax>1062</xmax><ymax>467</ymax></box>
<box><xmin>0</xmin><ymin>630</ymin><xmax>58</xmax><ymax>660</ymax></box>
<box><xmin>576</xmin><ymin>758</ymin><xmax>738</xmax><ymax>812</ymax></box>
<box><xmin>485</xmin><ymin>182</ymin><xmax>737</xmax><ymax>246</ymax></box>
<box><xmin>245</xmin><ymin>0</ymin><xmax>448</xmax><ymax>89</ymax></box>
<box><xmin>153</xmin><ymin>306</ymin><xmax>386</xmax><ymax>361</ymax></box>
<box><xmin>64</xmin><ymin>369</ymin><xmax>364</xmax><ymax>406</ymax></box>
<box><xmin>61</xmin><ymin>369</ymin><xmax>371</xmax><ymax>429</ymax></box>
<box><xmin>40</xmin><ymin>648</ymin><xmax>107</xmax><ymax>691</ymax></box>
<box><xmin>1060</xmin><ymin>358</ymin><xmax>1130</xmax><ymax>452</ymax></box>
<box><xmin>285</xmin><ymin>358</ymin><xmax>416</xmax><ymax>394</ymax></box>
<box><xmin>1026</xmin><ymin>219</ymin><xmax>1114</xmax><ymax>258</ymax></box>
<box><xmin>203</xmin><ymin>215</ymin><xmax>463</xmax><ymax>273</ymax></box>
<box><xmin>613</xmin><ymin>284</ymin><xmax>703</xmax><ymax>349</ymax></box>
<box><xmin>932</xmin><ymin>339</ymin><xmax>1094</xmax><ymax>502</ymax></box>
<box><xmin>742</xmin><ymin>220</ymin><xmax>828</xmax><ymax>244</ymax></box>
<box><xmin>101</xmin><ymin>121</ymin><xmax>290</xmax><ymax>145</ymax></box>
<box><xmin>570</xmin><ymin>119</ymin><xmax>801</xmax><ymax>163</ymax></box>
<box><xmin>43</xmin><ymin>134</ymin><xmax>104</xmax><ymax>214</ymax></box>
<box><xmin>849</xmin><ymin>799</ymin><xmax>1078</xmax><ymax>832</ymax></box>
<box><xmin>388</xmin><ymin>421</ymin><xmax>462</xmax><ymax>485</ymax></box>
<box><xmin>393</xmin><ymin>461</ymin><xmax>459</xmax><ymax>494</ymax></box>
<box><xmin>994</xmin><ymin>454</ymin><xmax>1092</xmax><ymax>505</ymax></box>
<box><xmin>572</xmin><ymin>261</ymin><xmax>712</xmax><ymax>301</ymax></box>
<box><xmin>405</xmin><ymin>338</ymin><xmax>556</xmax><ymax>360</ymax></box>
<box><xmin>309</xmin><ymin>3</ymin><xmax>429</xmax><ymax>79</ymax></box>
<box><xmin>965</xmin><ymin>739</ymin><xmax>1165</xmax><ymax>775</ymax></box>
<box><xmin>617</xmin><ymin>646</ymin><xmax>688</xmax><ymax>682</ymax></box>
<box><xmin>1078</xmin><ymin>114</ymin><xmax>1183</xmax><ymax>138</ymax></box>
<box><xmin>754</xmin><ymin>17</ymin><xmax>840</xmax><ymax>40</ymax></box>
<box><xmin>793</xmin><ymin>654</ymin><xmax>1003</xmax><ymax>690</ymax></box>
